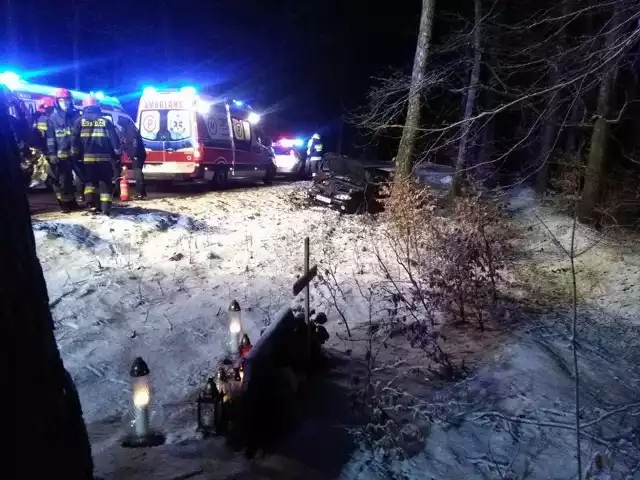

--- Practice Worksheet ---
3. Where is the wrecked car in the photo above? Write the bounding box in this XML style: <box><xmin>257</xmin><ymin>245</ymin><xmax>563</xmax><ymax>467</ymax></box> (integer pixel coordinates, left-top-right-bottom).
<box><xmin>308</xmin><ymin>153</ymin><xmax>455</xmax><ymax>213</ymax></box>
<box><xmin>308</xmin><ymin>154</ymin><xmax>394</xmax><ymax>213</ymax></box>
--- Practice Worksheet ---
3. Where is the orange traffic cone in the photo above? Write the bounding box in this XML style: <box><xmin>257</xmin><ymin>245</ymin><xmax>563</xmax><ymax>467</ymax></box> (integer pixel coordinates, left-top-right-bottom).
<box><xmin>120</xmin><ymin>166</ymin><xmax>130</xmax><ymax>201</ymax></box>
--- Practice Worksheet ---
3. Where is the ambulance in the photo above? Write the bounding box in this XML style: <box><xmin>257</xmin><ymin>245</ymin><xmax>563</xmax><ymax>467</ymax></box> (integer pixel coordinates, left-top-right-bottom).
<box><xmin>135</xmin><ymin>86</ymin><xmax>276</xmax><ymax>186</ymax></box>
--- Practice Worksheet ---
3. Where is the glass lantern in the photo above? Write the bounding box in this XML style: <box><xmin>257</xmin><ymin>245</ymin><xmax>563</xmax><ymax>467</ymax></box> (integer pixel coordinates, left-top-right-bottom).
<box><xmin>121</xmin><ymin>357</ymin><xmax>165</xmax><ymax>448</ymax></box>
<box><xmin>197</xmin><ymin>377</ymin><xmax>220</xmax><ymax>436</ymax></box>
<box><xmin>228</xmin><ymin>300</ymin><xmax>243</xmax><ymax>354</ymax></box>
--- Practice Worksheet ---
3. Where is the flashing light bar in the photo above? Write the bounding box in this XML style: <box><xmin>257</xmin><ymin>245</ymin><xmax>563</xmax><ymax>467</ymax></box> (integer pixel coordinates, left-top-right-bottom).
<box><xmin>247</xmin><ymin>112</ymin><xmax>261</xmax><ymax>124</ymax></box>
<box><xmin>278</xmin><ymin>138</ymin><xmax>303</xmax><ymax>148</ymax></box>
<box><xmin>0</xmin><ymin>71</ymin><xmax>23</xmax><ymax>89</ymax></box>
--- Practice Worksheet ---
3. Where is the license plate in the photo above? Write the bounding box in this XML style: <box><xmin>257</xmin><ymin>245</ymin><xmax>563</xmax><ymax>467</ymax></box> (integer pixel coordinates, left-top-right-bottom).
<box><xmin>315</xmin><ymin>195</ymin><xmax>331</xmax><ymax>204</ymax></box>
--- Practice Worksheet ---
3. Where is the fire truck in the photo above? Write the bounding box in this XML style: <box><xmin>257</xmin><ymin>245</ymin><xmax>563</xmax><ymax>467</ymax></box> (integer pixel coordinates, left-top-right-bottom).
<box><xmin>135</xmin><ymin>86</ymin><xmax>276</xmax><ymax>186</ymax></box>
<box><xmin>0</xmin><ymin>71</ymin><xmax>132</xmax><ymax>126</ymax></box>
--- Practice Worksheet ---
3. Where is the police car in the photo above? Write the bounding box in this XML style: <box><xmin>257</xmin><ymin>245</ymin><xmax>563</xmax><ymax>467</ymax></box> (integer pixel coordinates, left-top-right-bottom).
<box><xmin>272</xmin><ymin>137</ymin><xmax>306</xmax><ymax>178</ymax></box>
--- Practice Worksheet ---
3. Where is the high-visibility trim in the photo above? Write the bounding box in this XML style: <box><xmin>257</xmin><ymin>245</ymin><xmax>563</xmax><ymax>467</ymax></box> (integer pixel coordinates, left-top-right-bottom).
<box><xmin>57</xmin><ymin>152</ymin><xmax>70</xmax><ymax>159</ymax></box>
<box><xmin>83</xmin><ymin>155</ymin><xmax>112</xmax><ymax>163</ymax></box>
<box><xmin>80</xmin><ymin>131</ymin><xmax>107</xmax><ymax>138</ymax></box>
<box><xmin>84</xmin><ymin>186</ymin><xmax>97</xmax><ymax>194</ymax></box>
<box><xmin>100</xmin><ymin>193</ymin><xmax>113</xmax><ymax>202</ymax></box>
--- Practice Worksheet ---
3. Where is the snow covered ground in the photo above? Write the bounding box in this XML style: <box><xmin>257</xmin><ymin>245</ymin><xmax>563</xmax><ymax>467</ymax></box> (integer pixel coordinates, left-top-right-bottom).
<box><xmin>33</xmin><ymin>181</ymin><xmax>383</xmax><ymax>452</ymax></box>
<box><xmin>32</xmin><ymin>183</ymin><xmax>640</xmax><ymax>478</ymax></box>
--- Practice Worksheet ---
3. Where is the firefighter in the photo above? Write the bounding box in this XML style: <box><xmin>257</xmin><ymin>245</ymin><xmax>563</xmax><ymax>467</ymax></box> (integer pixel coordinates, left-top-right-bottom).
<box><xmin>46</xmin><ymin>88</ymin><xmax>82</xmax><ymax>212</ymax></box>
<box><xmin>0</xmin><ymin>85</ymin><xmax>31</xmax><ymax>161</ymax></box>
<box><xmin>306</xmin><ymin>133</ymin><xmax>323</xmax><ymax>177</ymax></box>
<box><xmin>72</xmin><ymin>94</ymin><xmax>121</xmax><ymax>216</ymax></box>
<box><xmin>117</xmin><ymin>117</ymin><xmax>147</xmax><ymax>199</ymax></box>
<box><xmin>28</xmin><ymin>97</ymin><xmax>56</xmax><ymax>188</ymax></box>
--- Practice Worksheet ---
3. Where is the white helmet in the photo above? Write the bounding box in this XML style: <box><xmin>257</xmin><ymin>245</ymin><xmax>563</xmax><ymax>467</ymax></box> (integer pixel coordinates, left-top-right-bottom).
<box><xmin>312</xmin><ymin>133</ymin><xmax>321</xmax><ymax>140</ymax></box>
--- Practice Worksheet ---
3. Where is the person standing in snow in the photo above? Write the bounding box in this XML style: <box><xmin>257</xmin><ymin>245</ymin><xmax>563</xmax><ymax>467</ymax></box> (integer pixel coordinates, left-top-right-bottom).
<box><xmin>46</xmin><ymin>88</ymin><xmax>82</xmax><ymax>212</ymax></box>
<box><xmin>72</xmin><ymin>95</ymin><xmax>121</xmax><ymax>216</ymax></box>
<box><xmin>306</xmin><ymin>132</ymin><xmax>324</xmax><ymax>178</ymax></box>
<box><xmin>117</xmin><ymin>116</ymin><xmax>147</xmax><ymax>199</ymax></box>
<box><xmin>28</xmin><ymin>97</ymin><xmax>56</xmax><ymax>188</ymax></box>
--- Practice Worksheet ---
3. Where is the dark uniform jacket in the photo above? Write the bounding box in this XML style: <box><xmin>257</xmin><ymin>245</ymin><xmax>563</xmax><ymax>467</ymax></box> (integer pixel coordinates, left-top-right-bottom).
<box><xmin>117</xmin><ymin>118</ymin><xmax>146</xmax><ymax>166</ymax></box>
<box><xmin>46</xmin><ymin>107</ymin><xmax>80</xmax><ymax>163</ymax></box>
<box><xmin>72</xmin><ymin>106</ymin><xmax>121</xmax><ymax>163</ymax></box>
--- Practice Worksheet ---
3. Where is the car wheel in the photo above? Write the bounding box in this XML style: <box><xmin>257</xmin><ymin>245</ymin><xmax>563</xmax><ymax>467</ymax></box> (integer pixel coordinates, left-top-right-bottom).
<box><xmin>209</xmin><ymin>167</ymin><xmax>228</xmax><ymax>189</ymax></box>
<box><xmin>263</xmin><ymin>163</ymin><xmax>276</xmax><ymax>185</ymax></box>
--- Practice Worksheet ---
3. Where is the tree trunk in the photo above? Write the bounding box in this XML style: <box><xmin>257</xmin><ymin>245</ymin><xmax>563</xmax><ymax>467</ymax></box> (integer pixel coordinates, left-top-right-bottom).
<box><xmin>0</xmin><ymin>94</ymin><xmax>94</xmax><ymax>477</ymax></box>
<box><xmin>452</xmin><ymin>0</ymin><xmax>482</xmax><ymax>196</ymax></box>
<box><xmin>534</xmin><ymin>66</ymin><xmax>560</xmax><ymax>196</ymax></box>
<box><xmin>578</xmin><ymin>7</ymin><xmax>620</xmax><ymax>222</ymax></box>
<box><xmin>395</xmin><ymin>0</ymin><xmax>436</xmax><ymax>179</ymax></box>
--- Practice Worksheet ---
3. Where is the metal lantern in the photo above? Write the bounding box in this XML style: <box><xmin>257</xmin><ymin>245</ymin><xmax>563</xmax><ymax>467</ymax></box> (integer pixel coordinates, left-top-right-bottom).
<box><xmin>239</xmin><ymin>333</ymin><xmax>252</xmax><ymax>357</ymax></box>
<box><xmin>122</xmin><ymin>357</ymin><xmax>165</xmax><ymax>448</ymax></box>
<box><xmin>196</xmin><ymin>377</ymin><xmax>219</xmax><ymax>436</ymax></box>
<box><xmin>228</xmin><ymin>300</ymin><xmax>243</xmax><ymax>354</ymax></box>
<box><xmin>215</xmin><ymin>367</ymin><xmax>228</xmax><ymax>395</ymax></box>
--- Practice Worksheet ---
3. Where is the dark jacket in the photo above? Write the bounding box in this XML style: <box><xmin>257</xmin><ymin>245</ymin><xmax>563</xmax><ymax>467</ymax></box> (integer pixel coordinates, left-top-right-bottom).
<box><xmin>72</xmin><ymin>106</ymin><xmax>121</xmax><ymax>163</ymax></box>
<box><xmin>46</xmin><ymin>107</ymin><xmax>80</xmax><ymax>163</ymax></box>
<box><xmin>117</xmin><ymin>118</ymin><xmax>146</xmax><ymax>163</ymax></box>
<box><xmin>32</xmin><ymin>110</ymin><xmax>52</xmax><ymax>151</ymax></box>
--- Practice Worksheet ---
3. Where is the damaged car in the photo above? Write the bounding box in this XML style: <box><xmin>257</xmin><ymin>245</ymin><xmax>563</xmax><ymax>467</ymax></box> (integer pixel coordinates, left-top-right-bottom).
<box><xmin>308</xmin><ymin>154</ymin><xmax>394</xmax><ymax>213</ymax></box>
<box><xmin>308</xmin><ymin>153</ymin><xmax>455</xmax><ymax>213</ymax></box>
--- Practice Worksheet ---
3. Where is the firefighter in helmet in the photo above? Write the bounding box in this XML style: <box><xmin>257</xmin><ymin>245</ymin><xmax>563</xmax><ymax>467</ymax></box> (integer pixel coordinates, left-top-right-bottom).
<box><xmin>46</xmin><ymin>88</ymin><xmax>82</xmax><ymax>212</ymax></box>
<box><xmin>306</xmin><ymin>132</ymin><xmax>323</xmax><ymax>177</ymax></box>
<box><xmin>28</xmin><ymin>97</ymin><xmax>56</xmax><ymax>188</ymax></box>
<box><xmin>0</xmin><ymin>84</ymin><xmax>30</xmax><ymax>160</ymax></box>
<box><xmin>72</xmin><ymin>94</ymin><xmax>121</xmax><ymax>216</ymax></box>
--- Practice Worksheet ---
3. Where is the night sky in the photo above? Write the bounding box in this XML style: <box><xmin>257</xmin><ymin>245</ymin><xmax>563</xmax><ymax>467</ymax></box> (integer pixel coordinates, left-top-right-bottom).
<box><xmin>2</xmin><ymin>0</ymin><xmax>422</xmax><ymax>151</ymax></box>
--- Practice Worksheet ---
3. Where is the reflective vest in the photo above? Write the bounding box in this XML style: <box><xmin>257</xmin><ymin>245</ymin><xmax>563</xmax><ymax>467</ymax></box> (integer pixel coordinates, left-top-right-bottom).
<box><xmin>72</xmin><ymin>108</ymin><xmax>121</xmax><ymax>163</ymax></box>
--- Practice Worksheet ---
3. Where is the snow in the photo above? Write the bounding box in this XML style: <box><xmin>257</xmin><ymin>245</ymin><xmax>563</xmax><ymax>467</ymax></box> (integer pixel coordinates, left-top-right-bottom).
<box><xmin>33</xmin><ymin>181</ymin><xmax>382</xmax><ymax>452</ymax></box>
<box><xmin>32</xmin><ymin>183</ymin><xmax>640</xmax><ymax>477</ymax></box>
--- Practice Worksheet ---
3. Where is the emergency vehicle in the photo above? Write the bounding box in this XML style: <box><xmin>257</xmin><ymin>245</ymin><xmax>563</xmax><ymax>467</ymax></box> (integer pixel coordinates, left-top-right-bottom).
<box><xmin>0</xmin><ymin>71</ymin><xmax>132</xmax><ymax>127</ymax></box>
<box><xmin>136</xmin><ymin>86</ymin><xmax>276</xmax><ymax>186</ymax></box>
<box><xmin>272</xmin><ymin>137</ymin><xmax>306</xmax><ymax>177</ymax></box>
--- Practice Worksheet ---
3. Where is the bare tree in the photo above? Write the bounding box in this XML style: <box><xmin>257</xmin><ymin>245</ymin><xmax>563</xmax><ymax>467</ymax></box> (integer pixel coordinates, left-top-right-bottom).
<box><xmin>579</xmin><ymin>4</ymin><xmax>622</xmax><ymax>222</ymax></box>
<box><xmin>395</xmin><ymin>0</ymin><xmax>436</xmax><ymax>179</ymax></box>
<box><xmin>0</xmin><ymin>92</ymin><xmax>94</xmax><ymax>477</ymax></box>
<box><xmin>452</xmin><ymin>0</ymin><xmax>482</xmax><ymax>196</ymax></box>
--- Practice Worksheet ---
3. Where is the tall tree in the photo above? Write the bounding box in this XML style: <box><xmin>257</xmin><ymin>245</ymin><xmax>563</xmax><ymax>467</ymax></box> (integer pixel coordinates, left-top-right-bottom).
<box><xmin>395</xmin><ymin>0</ymin><xmax>436</xmax><ymax>179</ymax></box>
<box><xmin>452</xmin><ymin>0</ymin><xmax>482</xmax><ymax>196</ymax></box>
<box><xmin>579</xmin><ymin>5</ymin><xmax>621</xmax><ymax>222</ymax></box>
<box><xmin>0</xmin><ymin>92</ymin><xmax>94</xmax><ymax>477</ymax></box>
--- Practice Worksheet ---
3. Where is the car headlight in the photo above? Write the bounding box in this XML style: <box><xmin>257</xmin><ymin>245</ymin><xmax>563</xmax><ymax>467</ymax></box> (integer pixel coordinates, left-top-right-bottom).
<box><xmin>335</xmin><ymin>193</ymin><xmax>351</xmax><ymax>201</ymax></box>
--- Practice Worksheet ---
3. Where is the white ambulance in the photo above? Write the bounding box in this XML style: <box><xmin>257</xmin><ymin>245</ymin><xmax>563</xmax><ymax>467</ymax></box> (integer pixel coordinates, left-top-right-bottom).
<box><xmin>135</xmin><ymin>86</ymin><xmax>276</xmax><ymax>186</ymax></box>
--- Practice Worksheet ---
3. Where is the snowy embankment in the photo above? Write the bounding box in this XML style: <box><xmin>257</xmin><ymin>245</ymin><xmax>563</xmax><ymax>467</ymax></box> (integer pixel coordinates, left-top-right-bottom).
<box><xmin>33</xmin><ymin>182</ymin><xmax>380</xmax><ymax>450</ymax></box>
<box><xmin>33</xmin><ymin>183</ymin><xmax>640</xmax><ymax>478</ymax></box>
<box><xmin>342</xmin><ymin>188</ymin><xmax>640</xmax><ymax>479</ymax></box>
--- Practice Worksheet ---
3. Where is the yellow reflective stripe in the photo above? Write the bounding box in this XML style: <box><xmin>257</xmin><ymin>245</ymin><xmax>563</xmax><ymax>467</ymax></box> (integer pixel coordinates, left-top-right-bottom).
<box><xmin>84</xmin><ymin>186</ymin><xmax>97</xmax><ymax>194</ymax></box>
<box><xmin>83</xmin><ymin>156</ymin><xmax>111</xmax><ymax>163</ymax></box>
<box><xmin>57</xmin><ymin>194</ymin><xmax>73</xmax><ymax>201</ymax></box>
<box><xmin>80</xmin><ymin>132</ymin><xmax>107</xmax><ymax>137</ymax></box>
<box><xmin>100</xmin><ymin>193</ymin><xmax>113</xmax><ymax>202</ymax></box>
<box><xmin>58</xmin><ymin>152</ymin><xmax>70</xmax><ymax>158</ymax></box>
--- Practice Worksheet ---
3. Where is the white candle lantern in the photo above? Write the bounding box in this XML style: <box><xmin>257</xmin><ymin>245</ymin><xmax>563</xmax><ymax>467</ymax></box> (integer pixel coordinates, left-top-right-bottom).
<box><xmin>121</xmin><ymin>357</ymin><xmax>165</xmax><ymax>448</ymax></box>
<box><xmin>228</xmin><ymin>300</ymin><xmax>243</xmax><ymax>354</ymax></box>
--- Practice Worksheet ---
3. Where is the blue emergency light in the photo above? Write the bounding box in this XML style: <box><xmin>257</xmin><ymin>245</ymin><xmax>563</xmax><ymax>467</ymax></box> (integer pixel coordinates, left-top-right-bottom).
<box><xmin>142</xmin><ymin>86</ymin><xmax>157</xmax><ymax>95</ymax></box>
<box><xmin>181</xmin><ymin>86</ymin><xmax>197</xmax><ymax>95</ymax></box>
<box><xmin>0</xmin><ymin>71</ymin><xmax>23</xmax><ymax>90</ymax></box>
